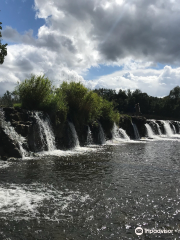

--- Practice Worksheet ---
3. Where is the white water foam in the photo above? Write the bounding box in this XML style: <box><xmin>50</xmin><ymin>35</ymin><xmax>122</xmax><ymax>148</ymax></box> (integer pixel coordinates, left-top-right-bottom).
<box><xmin>37</xmin><ymin>146</ymin><xmax>99</xmax><ymax>158</ymax></box>
<box><xmin>160</xmin><ymin>120</ymin><xmax>174</xmax><ymax>137</ymax></box>
<box><xmin>0</xmin><ymin>184</ymin><xmax>90</xmax><ymax>221</ymax></box>
<box><xmin>150</xmin><ymin>120</ymin><xmax>162</xmax><ymax>135</ymax></box>
<box><xmin>68</xmin><ymin>121</ymin><xmax>80</xmax><ymax>148</ymax></box>
<box><xmin>145</xmin><ymin>123</ymin><xmax>155</xmax><ymax>138</ymax></box>
<box><xmin>2</xmin><ymin>122</ymin><xmax>28</xmax><ymax>158</ymax></box>
<box><xmin>145</xmin><ymin>123</ymin><xmax>161</xmax><ymax>140</ymax></box>
<box><xmin>172</xmin><ymin>124</ymin><xmax>177</xmax><ymax>134</ymax></box>
<box><xmin>87</xmin><ymin>126</ymin><xmax>93</xmax><ymax>145</ymax></box>
<box><xmin>111</xmin><ymin>123</ymin><xmax>130</xmax><ymax>142</ymax></box>
<box><xmin>119</xmin><ymin>128</ymin><xmax>130</xmax><ymax>141</ymax></box>
<box><xmin>132</xmin><ymin>123</ymin><xmax>140</xmax><ymax>140</ymax></box>
<box><xmin>34</xmin><ymin>112</ymin><xmax>56</xmax><ymax>151</ymax></box>
<box><xmin>98</xmin><ymin>123</ymin><xmax>106</xmax><ymax>144</ymax></box>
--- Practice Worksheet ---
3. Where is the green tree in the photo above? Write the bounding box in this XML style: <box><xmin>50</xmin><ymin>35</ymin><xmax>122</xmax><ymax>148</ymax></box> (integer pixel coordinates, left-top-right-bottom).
<box><xmin>169</xmin><ymin>86</ymin><xmax>180</xmax><ymax>100</ymax></box>
<box><xmin>16</xmin><ymin>74</ymin><xmax>53</xmax><ymax>110</ymax></box>
<box><xmin>0</xmin><ymin>22</ymin><xmax>8</xmax><ymax>64</ymax></box>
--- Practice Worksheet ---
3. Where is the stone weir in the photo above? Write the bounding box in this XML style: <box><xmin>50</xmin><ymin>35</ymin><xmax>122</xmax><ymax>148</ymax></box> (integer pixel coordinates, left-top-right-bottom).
<box><xmin>119</xmin><ymin>115</ymin><xmax>147</xmax><ymax>139</ymax></box>
<box><xmin>1</xmin><ymin>107</ymin><xmax>179</xmax><ymax>160</ymax></box>
<box><xmin>0</xmin><ymin>107</ymin><xmax>114</xmax><ymax>160</ymax></box>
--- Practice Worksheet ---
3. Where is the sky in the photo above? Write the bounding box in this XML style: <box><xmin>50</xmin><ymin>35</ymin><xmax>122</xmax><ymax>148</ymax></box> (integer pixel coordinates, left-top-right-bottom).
<box><xmin>1</xmin><ymin>0</ymin><xmax>180</xmax><ymax>97</ymax></box>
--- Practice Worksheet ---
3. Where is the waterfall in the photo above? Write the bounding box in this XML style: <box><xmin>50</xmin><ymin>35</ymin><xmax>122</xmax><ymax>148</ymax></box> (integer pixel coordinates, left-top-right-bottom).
<box><xmin>0</xmin><ymin>108</ymin><xmax>28</xmax><ymax>158</ymax></box>
<box><xmin>98</xmin><ymin>123</ymin><xmax>106</xmax><ymax>144</ymax></box>
<box><xmin>111</xmin><ymin>123</ymin><xmax>120</xmax><ymax>139</ymax></box>
<box><xmin>119</xmin><ymin>128</ymin><xmax>130</xmax><ymax>141</ymax></box>
<box><xmin>3</xmin><ymin>123</ymin><xmax>28</xmax><ymax>158</ymax></box>
<box><xmin>132</xmin><ymin>123</ymin><xmax>140</xmax><ymax>140</ymax></box>
<box><xmin>172</xmin><ymin>123</ymin><xmax>177</xmax><ymax>134</ymax></box>
<box><xmin>177</xmin><ymin>121</ymin><xmax>180</xmax><ymax>133</ymax></box>
<box><xmin>68</xmin><ymin>121</ymin><xmax>80</xmax><ymax>148</ymax></box>
<box><xmin>34</xmin><ymin>112</ymin><xmax>56</xmax><ymax>151</ymax></box>
<box><xmin>87</xmin><ymin>126</ymin><xmax>93</xmax><ymax>145</ymax></box>
<box><xmin>160</xmin><ymin>120</ymin><xmax>174</xmax><ymax>137</ymax></box>
<box><xmin>111</xmin><ymin>123</ymin><xmax>130</xmax><ymax>141</ymax></box>
<box><xmin>145</xmin><ymin>123</ymin><xmax>156</xmax><ymax>138</ymax></box>
<box><xmin>150</xmin><ymin>120</ymin><xmax>162</xmax><ymax>135</ymax></box>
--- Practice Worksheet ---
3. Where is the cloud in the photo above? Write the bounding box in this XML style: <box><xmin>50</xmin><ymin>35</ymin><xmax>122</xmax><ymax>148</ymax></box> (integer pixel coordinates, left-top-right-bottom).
<box><xmin>85</xmin><ymin>66</ymin><xmax>180</xmax><ymax>97</ymax></box>
<box><xmin>2</xmin><ymin>27</ymin><xmax>35</xmax><ymax>44</ymax></box>
<box><xmin>1</xmin><ymin>0</ymin><xmax>180</xmax><ymax>97</ymax></box>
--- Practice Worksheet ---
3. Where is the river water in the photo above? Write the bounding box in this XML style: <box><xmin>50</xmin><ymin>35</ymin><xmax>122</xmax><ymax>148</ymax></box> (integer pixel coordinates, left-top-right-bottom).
<box><xmin>0</xmin><ymin>139</ymin><xmax>180</xmax><ymax>239</ymax></box>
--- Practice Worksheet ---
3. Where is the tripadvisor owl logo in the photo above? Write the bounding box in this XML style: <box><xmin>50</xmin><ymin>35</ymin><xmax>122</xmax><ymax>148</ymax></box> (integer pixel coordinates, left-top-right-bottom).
<box><xmin>135</xmin><ymin>227</ymin><xmax>143</xmax><ymax>235</ymax></box>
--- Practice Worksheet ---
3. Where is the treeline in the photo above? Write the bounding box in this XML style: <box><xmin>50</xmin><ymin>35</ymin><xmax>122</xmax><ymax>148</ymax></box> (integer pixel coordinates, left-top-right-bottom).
<box><xmin>1</xmin><ymin>76</ymin><xmax>180</xmax><ymax>121</ymax></box>
<box><xmin>0</xmin><ymin>75</ymin><xmax>120</xmax><ymax>131</ymax></box>
<box><xmin>94</xmin><ymin>87</ymin><xmax>180</xmax><ymax>119</ymax></box>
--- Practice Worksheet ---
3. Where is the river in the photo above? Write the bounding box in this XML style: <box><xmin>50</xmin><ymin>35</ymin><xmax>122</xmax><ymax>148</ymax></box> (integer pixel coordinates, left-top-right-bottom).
<box><xmin>0</xmin><ymin>138</ymin><xmax>180</xmax><ymax>239</ymax></box>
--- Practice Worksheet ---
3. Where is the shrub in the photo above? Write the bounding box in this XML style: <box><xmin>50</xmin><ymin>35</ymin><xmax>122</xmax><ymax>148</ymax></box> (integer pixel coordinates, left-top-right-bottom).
<box><xmin>81</xmin><ymin>91</ymin><xmax>103</xmax><ymax>123</ymax></box>
<box><xmin>59</xmin><ymin>81</ymin><xmax>88</xmax><ymax>123</ymax></box>
<box><xmin>16</xmin><ymin>74</ymin><xmax>52</xmax><ymax>110</ymax></box>
<box><xmin>59</xmin><ymin>81</ymin><xmax>120</xmax><ymax>128</ymax></box>
<box><xmin>50</xmin><ymin>89</ymin><xmax>68</xmax><ymax>124</ymax></box>
<box><xmin>100</xmin><ymin>99</ymin><xmax>120</xmax><ymax>131</ymax></box>
<box><xmin>13</xmin><ymin>103</ymin><xmax>22</xmax><ymax>108</ymax></box>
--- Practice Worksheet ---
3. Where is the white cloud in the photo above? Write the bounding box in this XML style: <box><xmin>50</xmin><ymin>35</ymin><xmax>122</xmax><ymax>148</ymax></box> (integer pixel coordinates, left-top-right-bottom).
<box><xmin>1</xmin><ymin>0</ymin><xmax>180</xmax><ymax>97</ymax></box>
<box><xmin>85</xmin><ymin>66</ymin><xmax>180</xmax><ymax>97</ymax></box>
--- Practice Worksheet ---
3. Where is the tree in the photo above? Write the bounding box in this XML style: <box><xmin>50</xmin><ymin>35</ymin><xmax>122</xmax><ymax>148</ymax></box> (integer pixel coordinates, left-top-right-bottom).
<box><xmin>169</xmin><ymin>86</ymin><xmax>180</xmax><ymax>100</ymax></box>
<box><xmin>0</xmin><ymin>21</ymin><xmax>8</xmax><ymax>64</ymax></box>
<box><xmin>16</xmin><ymin>74</ymin><xmax>53</xmax><ymax>110</ymax></box>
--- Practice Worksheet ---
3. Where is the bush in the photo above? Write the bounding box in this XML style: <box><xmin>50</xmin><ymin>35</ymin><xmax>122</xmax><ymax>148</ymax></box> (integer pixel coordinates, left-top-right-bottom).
<box><xmin>50</xmin><ymin>89</ymin><xmax>68</xmax><ymax>124</ymax></box>
<box><xmin>81</xmin><ymin>91</ymin><xmax>103</xmax><ymax>123</ymax></box>
<box><xmin>59</xmin><ymin>81</ymin><xmax>120</xmax><ymax>128</ymax></box>
<box><xmin>16</xmin><ymin>74</ymin><xmax>52</xmax><ymax>110</ymax></box>
<box><xmin>100</xmin><ymin>99</ymin><xmax>120</xmax><ymax>131</ymax></box>
<box><xmin>13</xmin><ymin>103</ymin><xmax>22</xmax><ymax>108</ymax></box>
<box><xmin>15</xmin><ymin>77</ymin><xmax>120</xmax><ymax>129</ymax></box>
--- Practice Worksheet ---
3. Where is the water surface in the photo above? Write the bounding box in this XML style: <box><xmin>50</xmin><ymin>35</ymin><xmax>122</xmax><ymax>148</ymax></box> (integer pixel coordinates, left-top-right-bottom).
<box><xmin>0</xmin><ymin>140</ymin><xmax>180</xmax><ymax>239</ymax></box>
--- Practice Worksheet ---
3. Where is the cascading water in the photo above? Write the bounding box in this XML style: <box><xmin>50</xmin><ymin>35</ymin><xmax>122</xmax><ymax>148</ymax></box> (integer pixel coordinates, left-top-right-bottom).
<box><xmin>34</xmin><ymin>112</ymin><xmax>56</xmax><ymax>151</ymax></box>
<box><xmin>111</xmin><ymin>123</ymin><xmax>130</xmax><ymax>141</ymax></box>
<box><xmin>177</xmin><ymin>121</ymin><xmax>180</xmax><ymax>133</ymax></box>
<box><xmin>132</xmin><ymin>122</ymin><xmax>140</xmax><ymax>140</ymax></box>
<box><xmin>87</xmin><ymin>126</ymin><xmax>93</xmax><ymax>145</ymax></box>
<box><xmin>172</xmin><ymin>123</ymin><xmax>177</xmax><ymax>134</ymax></box>
<box><xmin>98</xmin><ymin>123</ymin><xmax>106</xmax><ymax>144</ymax></box>
<box><xmin>0</xmin><ymin>108</ymin><xmax>28</xmax><ymax>158</ymax></box>
<box><xmin>119</xmin><ymin>128</ymin><xmax>130</xmax><ymax>141</ymax></box>
<box><xmin>150</xmin><ymin>120</ymin><xmax>162</xmax><ymax>135</ymax></box>
<box><xmin>68</xmin><ymin>121</ymin><xmax>80</xmax><ymax>148</ymax></box>
<box><xmin>160</xmin><ymin>120</ymin><xmax>174</xmax><ymax>137</ymax></box>
<box><xmin>145</xmin><ymin>123</ymin><xmax>157</xmax><ymax>139</ymax></box>
<box><xmin>111</xmin><ymin>123</ymin><xmax>121</xmax><ymax>139</ymax></box>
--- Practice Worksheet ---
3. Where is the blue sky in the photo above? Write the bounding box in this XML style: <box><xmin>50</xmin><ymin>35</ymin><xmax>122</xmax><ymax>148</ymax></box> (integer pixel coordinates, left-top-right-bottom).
<box><xmin>1</xmin><ymin>0</ymin><xmax>44</xmax><ymax>39</ymax></box>
<box><xmin>1</xmin><ymin>0</ymin><xmax>180</xmax><ymax>96</ymax></box>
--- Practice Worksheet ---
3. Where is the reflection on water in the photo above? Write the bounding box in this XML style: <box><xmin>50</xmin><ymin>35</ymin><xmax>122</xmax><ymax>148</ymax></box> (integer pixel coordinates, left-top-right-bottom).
<box><xmin>0</xmin><ymin>140</ymin><xmax>180</xmax><ymax>239</ymax></box>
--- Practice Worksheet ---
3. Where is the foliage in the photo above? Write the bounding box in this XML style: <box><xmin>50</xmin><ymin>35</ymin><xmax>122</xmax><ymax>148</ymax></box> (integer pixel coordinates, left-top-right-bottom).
<box><xmin>0</xmin><ymin>22</ymin><xmax>8</xmax><ymax>64</ymax></box>
<box><xmin>58</xmin><ymin>82</ymin><xmax>102</xmax><ymax>124</ymax></box>
<box><xmin>100</xmin><ymin>99</ymin><xmax>120</xmax><ymax>131</ymax></box>
<box><xmin>49</xmin><ymin>89</ymin><xmax>68</xmax><ymax>124</ymax></box>
<box><xmin>58</xmin><ymin>81</ymin><xmax>120</xmax><ymax>128</ymax></box>
<box><xmin>13</xmin><ymin>103</ymin><xmax>22</xmax><ymax>108</ymax></box>
<box><xmin>0</xmin><ymin>91</ymin><xmax>19</xmax><ymax>107</ymax></box>
<box><xmin>59</xmin><ymin>81</ymin><xmax>88</xmax><ymax>122</ymax></box>
<box><xmin>16</xmin><ymin>75</ymin><xmax>53</xmax><ymax>110</ymax></box>
<box><xmin>94</xmin><ymin>86</ymin><xmax>180</xmax><ymax>119</ymax></box>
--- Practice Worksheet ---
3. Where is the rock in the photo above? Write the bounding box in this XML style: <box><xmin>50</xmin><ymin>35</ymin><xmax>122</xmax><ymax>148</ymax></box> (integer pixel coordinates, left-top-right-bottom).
<box><xmin>10</xmin><ymin>148</ymin><xmax>22</xmax><ymax>158</ymax></box>
<box><xmin>119</xmin><ymin>116</ymin><xmax>147</xmax><ymax>139</ymax></box>
<box><xmin>0</xmin><ymin>126</ymin><xmax>22</xmax><ymax>159</ymax></box>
